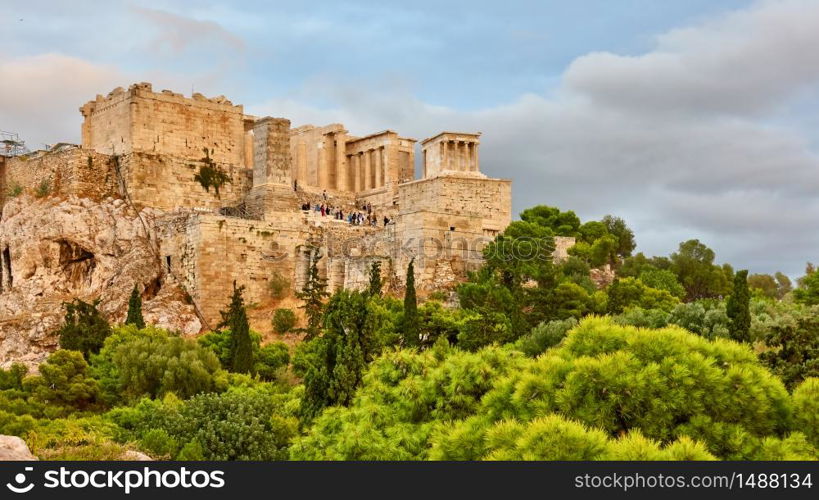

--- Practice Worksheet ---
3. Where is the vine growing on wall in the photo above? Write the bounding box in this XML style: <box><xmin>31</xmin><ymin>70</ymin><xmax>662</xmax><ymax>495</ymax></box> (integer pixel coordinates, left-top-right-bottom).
<box><xmin>193</xmin><ymin>148</ymin><xmax>231</xmax><ymax>198</ymax></box>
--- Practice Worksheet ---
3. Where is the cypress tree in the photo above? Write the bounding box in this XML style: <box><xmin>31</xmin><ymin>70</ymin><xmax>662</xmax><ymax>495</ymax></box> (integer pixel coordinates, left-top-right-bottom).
<box><xmin>403</xmin><ymin>258</ymin><xmax>419</xmax><ymax>345</ymax></box>
<box><xmin>368</xmin><ymin>261</ymin><xmax>383</xmax><ymax>297</ymax></box>
<box><xmin>57</xmin><ymin>298</ymin><xmax>111</xmax><ymax>358</ymax></box>
<box><xmin>125</xmin><ymin>285</ymin><xmax>145</xmax><ymax>329</ymax></box>
<box><xmin>726</xmin><ymin>269</ymin><xmax>751</xmax><ymax>343</ymax></box>
<box><xmin>296</xmin><ymin>251</ymin><xmax>329</xmax><ymax>340</ymax></box>
<box><xmin>218</xmin><ymin>281</ymin><xmax>253</xmax><ymax>374</ymax></box>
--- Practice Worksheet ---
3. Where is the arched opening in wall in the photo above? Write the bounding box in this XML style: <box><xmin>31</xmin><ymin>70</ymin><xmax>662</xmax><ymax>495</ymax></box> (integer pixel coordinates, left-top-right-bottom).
<box><xmin>2</xmin><ymin>246</ymin><xmax>11</xmax><ymax>290</ymax></box>
<box><xmin>57</xmin><ymin>239</ymin><xmax>95</xmax><ymax>288</ymax></box>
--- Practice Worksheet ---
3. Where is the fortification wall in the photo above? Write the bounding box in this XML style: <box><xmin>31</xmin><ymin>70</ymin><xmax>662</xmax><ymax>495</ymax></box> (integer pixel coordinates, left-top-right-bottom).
<box><xmin>157</xmin><ymin>211</ymin><xmax>317</xmax><ymax>326</ymax></box>
<box><xmin>118</xmin><ymin>152</ymin><xmax>252</xmax><ymax>212</ymax></box>
<box><xmin>1</xmin><ymin>147</ymin><xmax>116</xmax><ymax>206</ymax></box>
<box><xmin>81</xmin><ymin>83</ymin><xmax>248</xmax><ymax>165</ymax></box>
<box><xmin>398</xmin><ymin>175</ymin><xmax>512</xmax><ymax>235</ymax></box>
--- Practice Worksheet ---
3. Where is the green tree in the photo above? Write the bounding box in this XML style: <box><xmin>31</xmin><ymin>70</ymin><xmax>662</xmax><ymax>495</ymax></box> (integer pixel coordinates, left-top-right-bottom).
<box><xmin>514</xmin><ymin>318</ymin><xmax>578</xmax><ymax>357</ymax></box>
<box><xmin>760</xmin><ymin>306</ymin><xmax>819</xmax><ymax>389</ymax></box>
<box><xmin>639</xmin><ymin>269</ymin><xmax>686</xmax><ymax>299</ymax></box>
<box><xmin>775</xmin><ymin>272</ymin><xmax>793</xmax><ymax>299</ymax></box>
<box><xmin>89</xmin><ymin>325</ymin><xmax>171</xmax><ymax>406</ymax></box>
<box><xmin>294</xmin><ymin>290</ymin><xmax>384</xmax><ymax>421</ymax></box>
<box><xmin>748</xmin><ymin>274</ymin><xmax>779</xmax><ymax>299</ymax></box>
<box><xmin>111</xmin><ymin>388</ymin><xmax>298</xmax><ymax>460</ymax></box>
<box><xmin>218</xmin><ymin>282</ymin><xmax>253</xmax><ymax>374</ymax></box>
<box><xmin>24</xmin><ymin>350</ymin><xmax>100</xmax><ymax>413</ymax></box>
<box><xmin>794</xmin><ymin>268</ymin><xmax>819</xmax><ymax>306</ymax></box>
<box><xmin>368</xmin><ymin>261</ymin><xmax>383</xmax><ymax>297</ymax></box>
<box><xmin>112</xmin><ymin>336</ymin><xmax>223</xmax><ymax>401</ymax></box>
<box><xmin>669</xmin><ymin>240</ymin><xmax>731</xmax><ymax>300</ymax></box>
<box><xmin>518</xmin><ymin>205</ymin><xmax>581</xmax><ymax>236</ymax></box>
<box><xmin>606</xmin><ymin>277</ymin><xmax>678</xmax><ymax>314</ymax></box>
<box><xmin>792</xmin><ymin>378</ymin><xmax>819</xmax><ymax>448</ymax></box>
<box><xmin>602</xmin><ymin>215</ymin><xmax>636</xmax><ymax>259</ymax></box>
<box><xmin>402</xmin><ymin>258</ymin><xmax>419</xmax><ymax>345</ymax></box>
<box><xmin>296</xmin><ymin>251</ymin><xmax>329</xmax><ymax>340</ymax></box>
<box><xmin>57</xmin><ymin>298</ymin><xmax>112</xmax><ymax>358</ymax></box>
<box><xmin>254</xmin><ymin>342</ymin><xmax>290</xmax><ymax>380</ymax></box>
<box><xmin>125</xmin><ymin>285</ymin><xmax>145</xmax><ymax>329</ymax></box>
<box><xmin>726</xmin><ymin>270</ymin><xmax>751</xmax><ymax>342</ymax></box>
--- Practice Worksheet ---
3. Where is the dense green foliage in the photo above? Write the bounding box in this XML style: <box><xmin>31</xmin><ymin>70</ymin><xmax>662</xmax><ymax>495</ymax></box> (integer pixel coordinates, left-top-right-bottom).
<box><xmin>293</xmin><ymin>318</ymin><xmax>814</xmax><ymax>460</ymax></box>
<box><xmin>294</xmin><ymin>290</ymin><xmax>386</xmax><ymax>421</ymax></box>
<box><xmin>794</xmin><ymin>268</ymin><xmax>819</xmax><ymax>305</ymax></box>
<box><xmin>57</xmin><ymin>299</ymin><xmax>112</xmax><ymax>358</ymax></box>
<box><xmin>5</xmin><ymin>203</ymin><xmax>818</xmax><ymax>462</ymax></box>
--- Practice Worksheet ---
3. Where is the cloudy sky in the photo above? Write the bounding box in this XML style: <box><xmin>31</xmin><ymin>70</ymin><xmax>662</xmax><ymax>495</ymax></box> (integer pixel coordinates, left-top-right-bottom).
<box><xmin>1</xmin><ymin>0</ymin><xmax>818</xmax><ymax>277</ymax></box>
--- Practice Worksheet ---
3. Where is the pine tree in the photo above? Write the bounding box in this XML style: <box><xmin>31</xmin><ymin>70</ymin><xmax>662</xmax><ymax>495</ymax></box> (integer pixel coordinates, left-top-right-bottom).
<box><xmin>125</xmin><ymin>285</ymin><xmax>145</xmax><ymax>329</ymax></box>
<box><xmin>726</xmin><ymin>269</ymin><xmax>751</xmax><ymax>343</ymax></box>
<box><xmin>368</xmin><ymin>261</ymin><xmax>382</xmax><ymax>297</ymax></box>
<box><xmin>218</xmin><ymin>281</ymin><xmax>253</xmax><ymax>374</ymax></box>
<box><xmin>57</xmin><ymin>298</ymin><xmax>111</xmax><ymax>359</ymax></box>
<box><xmin>296</xmin><ymin>250</ymin><xmax>329</xmax><ymax>340</ymax></box>
<box><xmin>403</xmin><ymin>258</ymin><xmax>419</xmax><ymax>345</ymax></box>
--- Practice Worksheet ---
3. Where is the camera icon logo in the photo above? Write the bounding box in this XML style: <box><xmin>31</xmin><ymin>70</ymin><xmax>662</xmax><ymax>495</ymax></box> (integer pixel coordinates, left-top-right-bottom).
<box><xmin>6</xmin><ymin>467</ymin><xmax>35</xmax><ymax>494</ymax></box>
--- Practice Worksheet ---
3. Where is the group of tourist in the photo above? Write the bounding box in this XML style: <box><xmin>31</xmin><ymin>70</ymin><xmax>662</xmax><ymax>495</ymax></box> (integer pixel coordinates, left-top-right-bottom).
<box><xmin>300</xmin><ymin>199</ymin><xmax>391</xmax><ymax>227</ymax></box>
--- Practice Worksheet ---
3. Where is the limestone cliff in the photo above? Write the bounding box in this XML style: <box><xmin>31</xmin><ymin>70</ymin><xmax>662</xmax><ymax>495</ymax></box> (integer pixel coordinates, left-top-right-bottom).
<box><xmin>0</xmin><ymin>195</ymin><xmax>200</xmax><ymax>368</ymax></box>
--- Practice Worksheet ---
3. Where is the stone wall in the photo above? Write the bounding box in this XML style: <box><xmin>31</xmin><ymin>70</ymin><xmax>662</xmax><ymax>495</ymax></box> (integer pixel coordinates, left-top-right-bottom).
<box><xmin>398</xmin><ymin>175</ymin><xmax>512</xmax><ymax>236</ymax></box>
<box><xmin>119</xmin><ymin>152</ymin><xmax>252</xmax><ymax>212</ymax></box>
<box><xmin>158</xmin><ymin>211</ymin><xmax>315</xmax><ymax>327</ymax></box>
<box><xmin>81</xmin><ymin>83</ymin><xmax>248</xmax><ymax>165</ymax></box>
<box><xmin>1</xmin><ymin>147</ymin><xmax>116</xmax><ymax>207</ymax></box>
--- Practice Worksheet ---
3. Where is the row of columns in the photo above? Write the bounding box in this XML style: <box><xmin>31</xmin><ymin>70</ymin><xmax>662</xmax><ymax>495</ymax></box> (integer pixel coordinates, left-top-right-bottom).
<box><xmin>442</xmin><ymin>140</ymin><xmax>479</xmax><ymax>173</ymax></box>
<box><xmin>348</xmin><ymin>146</ymin><xmax>387</xmax><ymax>192</ymax></box>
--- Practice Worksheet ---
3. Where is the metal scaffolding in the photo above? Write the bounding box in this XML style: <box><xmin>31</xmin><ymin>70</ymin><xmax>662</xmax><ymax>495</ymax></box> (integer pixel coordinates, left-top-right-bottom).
<box><xmin>0</xmin><ymin>130</ymin><xmax>29</xmax><ymax>157</ymax></box>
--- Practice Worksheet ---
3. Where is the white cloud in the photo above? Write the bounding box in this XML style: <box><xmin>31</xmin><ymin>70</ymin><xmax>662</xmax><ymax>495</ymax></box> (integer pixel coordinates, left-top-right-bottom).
<box><xmin>3</xmin><ymin>0</ymin><xmax>817</xmax><ymax>276</ymax></box>
<box><xmin>249</xmin><ymin>0</ymin><xmax>819</xmax><ymax>275</ymax></box>
<box><xmin>0</xmin><ymin>54</ymin><xmax>124</xmax><ymax>147</ymax></box>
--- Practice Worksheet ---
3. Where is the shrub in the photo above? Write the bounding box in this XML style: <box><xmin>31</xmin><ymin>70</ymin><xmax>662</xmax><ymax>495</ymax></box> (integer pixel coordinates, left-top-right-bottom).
<box><xmin>57</xmin><ymin>298</ymin><xmax>111</xmax><ymax>359</ymax></box>
<box><xmin>513</xmin><ymin>318</ymin><xmax>577</xmax><ymax>357</ymax></box>
<box><xmin>6</xmin><ymin>182</ymin><xmax>23</xmax><ymax>198</ymax></box>
<box><xmin>272</xmin><ymin>308</ymin><xmax>297</xmax><ymax>334</ymax></box>
<box><xmin>267</xmin><ymin>271</ymin><xmax>290</xmax><ymax>300</ymax></box>
<box><xmin>294</xmin><ymin>318</ymin><xmax>799</xmax><ymax>460</ymax></box>
<box><xmin>25</xmin><ymin>416</ymin><xmax>127</xmax><ymax>460</ymax></box>
<box><xmin>34</xmin><ymin>179</ymin><xmax>51</xmax><ymax>198</ymax></box>
<box><xmin>111</xmin><ymin>335</ymin><xmax>224</xmax><ymax>401</ymax></box>
<box><xmin>139</xmin><ymin>428</ymin><xmax>178</xmax><ymax>458</ymax></box>
<box><xmin>792</xmin><ymin>378</ymin><xmax>819</xmax><ymax>448</ymax></box>
<box><xmin>23</xmin><ymin>350</ymin><xmax>100</xmax><ymax>414</ymax></box>
<box><xmin>255</xmin><ymin>342</ymin><xmax>290</xmax><ymax>380</ymax></box>
<box><xmin>109</xmin><ymin>388</ymin><xmax>298</xmax><ymax>460</ymax></box>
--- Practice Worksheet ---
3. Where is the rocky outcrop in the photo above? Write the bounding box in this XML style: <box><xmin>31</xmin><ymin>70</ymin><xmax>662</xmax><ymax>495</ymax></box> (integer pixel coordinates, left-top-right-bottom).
<box><xmin>119</xmin><ymin>450</ymin><xmax>153</xmax><ymax>461</ymax></box>
<box><xmin>0</xmin><ymin>195</ymin><xmax>201</xmax><ymax>368</ymax></box>
<box><xmin>0</xmin><ymin>435</ymin><xmax>38</xmax><ymax>460</ymax></box>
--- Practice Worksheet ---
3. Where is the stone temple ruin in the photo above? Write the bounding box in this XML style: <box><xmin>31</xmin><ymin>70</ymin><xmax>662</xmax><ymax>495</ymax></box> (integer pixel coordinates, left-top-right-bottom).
<box><xmin>1</xmin><ymin>82</ymin><xmax>565</xmax><ymax>338</ymax></box>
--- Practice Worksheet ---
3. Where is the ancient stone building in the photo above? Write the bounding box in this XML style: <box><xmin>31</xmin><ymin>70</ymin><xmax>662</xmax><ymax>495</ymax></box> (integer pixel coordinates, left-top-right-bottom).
<box><xmin>0</xmin><ymin>82</ymin><xmax>523</xmax><ymax>358</ymax></box>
